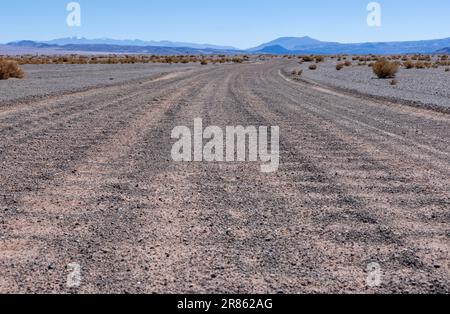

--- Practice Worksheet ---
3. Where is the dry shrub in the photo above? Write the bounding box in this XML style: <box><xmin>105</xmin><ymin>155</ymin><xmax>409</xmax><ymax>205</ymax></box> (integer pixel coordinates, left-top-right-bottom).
<box><xmin>372</xmin><ymin>59</ymin><xmax>399</xmax><ymax>78</ymax></box>
<box><xmin>0</xmin><ymin>59</ymin><xmax>25</xmax><ymax>80</ymax></box>
<box><xmin>414</xmin><ymin>61</ymin><xmax>432</xmax><ymax>69</ymax></box>
<box><xmin>446</xmin><ymin>68</ymin><xmax>450</xmax><ymax>72</ymax></box>
<box><xmin>390</xmin><ymin>79</ymin><xmax>398</xmax><ymax>86</ymax></box>
<box><xmin>308</xmin><ymin>64</ymin><xmax>317</xmax><ymax>70</ymax></box>
<box><xmin>403</xmin><ymin>60</ymin><xmax>414</xmax><ymax>69</ymax></box>
<box><xmin>336</xmin><ymin>63</ymin><xmax>344</xmax><ymax>71</ymax></box>
<box><xmin>315</xmin><ymin>56</ymin><xmax>324</xmax><ymax>63</ymax></box>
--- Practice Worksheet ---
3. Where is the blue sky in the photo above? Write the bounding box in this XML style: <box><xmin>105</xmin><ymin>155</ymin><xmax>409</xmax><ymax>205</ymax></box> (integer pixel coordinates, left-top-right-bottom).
<box><xmin>1</xmin><ymin>0</ymin><xmax>450</xmax><ymax>49</ymax></box>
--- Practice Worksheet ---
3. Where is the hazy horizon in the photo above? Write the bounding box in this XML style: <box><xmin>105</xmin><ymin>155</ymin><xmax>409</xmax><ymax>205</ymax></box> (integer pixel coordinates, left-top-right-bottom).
<box><xmin>2</xmin><ymin>0</ymin><xmax>450</xmax><ymax>49</ymax></box>
<box><xmin>4</xmin><ymin>35</ymin><xmax>450</xmax><ymax>50</ymax></box>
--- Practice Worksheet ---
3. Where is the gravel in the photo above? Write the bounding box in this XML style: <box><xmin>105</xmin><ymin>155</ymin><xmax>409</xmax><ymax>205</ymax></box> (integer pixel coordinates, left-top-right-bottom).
<box><xmin>1</xmin><ymin>60</ymin><xmax>449</xmax><ymax>293</ymax></box>
<box><xmin>0</xmin><ymin>63</ymin><xmax>199</xmax><ymax>104</ymax></box>
<box><xmin>293</xmin><ymin>59</ymin><xmax>450</xmax><ymax>109</ymax></box>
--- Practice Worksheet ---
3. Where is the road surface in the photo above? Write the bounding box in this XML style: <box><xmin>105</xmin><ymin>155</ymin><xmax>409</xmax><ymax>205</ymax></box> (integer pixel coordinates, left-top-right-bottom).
<box><xmin>1</xmin><ymin>61</ymin><xmax>449</xmax><ymax>293</ymax></box>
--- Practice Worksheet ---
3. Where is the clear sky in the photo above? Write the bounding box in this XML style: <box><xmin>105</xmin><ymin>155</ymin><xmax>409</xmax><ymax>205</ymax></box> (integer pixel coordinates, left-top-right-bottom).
<box><xmin>1</xmin><ymin>0</ymin><xmax>450</xmax><ymax>49</ymax></box>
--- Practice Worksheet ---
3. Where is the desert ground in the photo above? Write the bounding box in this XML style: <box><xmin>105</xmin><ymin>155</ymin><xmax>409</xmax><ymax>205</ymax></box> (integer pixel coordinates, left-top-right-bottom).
<box><xmin>0</xmin><ymin>60</ymin><xmax>449</xmax><ymax>293</ymax></box>
<box><xmin>295</xmin><ymin>58</ymin><xmax>450</xmax><ymax>109</ymax></box>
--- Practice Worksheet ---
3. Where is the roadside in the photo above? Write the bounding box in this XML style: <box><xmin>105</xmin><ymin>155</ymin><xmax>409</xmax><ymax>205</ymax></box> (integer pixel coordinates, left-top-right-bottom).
<box><xmin>286</xmin><ymin>59</ymin><xmax>450</xmax><ymax>111</ymax></box>
<box><xmin>0</xmin><ymin>63</ymin><xmax>201</xmax><ymax>106</ymax></box>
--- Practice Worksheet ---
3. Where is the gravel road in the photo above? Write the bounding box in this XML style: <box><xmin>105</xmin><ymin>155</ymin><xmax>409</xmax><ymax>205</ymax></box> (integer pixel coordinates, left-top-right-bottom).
<box><xmin>0</xmin><ymin>61</ymin><xmax>449</xmax><ymax>294</ymax></box>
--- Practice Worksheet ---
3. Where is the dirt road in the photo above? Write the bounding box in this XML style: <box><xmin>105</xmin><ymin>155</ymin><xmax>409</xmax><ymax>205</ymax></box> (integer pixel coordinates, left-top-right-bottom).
<box><xmin>1</xmin><ymin>61</ymin><xmax>449</xmax><ymax>293</ymax></box>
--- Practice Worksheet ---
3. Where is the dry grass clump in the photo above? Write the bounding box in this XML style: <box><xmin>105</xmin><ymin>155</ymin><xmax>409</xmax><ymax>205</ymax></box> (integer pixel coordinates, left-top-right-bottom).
<box><xmin>315</xmin><ymin>56</ymin><xmax>324</xmax><ymax>63</ymax></box>
<box><xmin>414</xmin><ymin>61</ymin><xmax>432</xmax><ymax>69</ymax></box>
<box><xmin>372</xmin><ymin>59</ymin><xmax>399</xmax><ymax>79</ymax></box>
<box><xmin>301</xmin><ymin>56</ymin><xmax>314</xmax><ymax>62</ymax></box>
<box><xmin>403</xmin><ymin>60</ymin><xmax>415</xmax><ymax>69</ymax></box>
<box><xmin>336</xmin><ymin>63</ymin><xmax>344</xmax><ymax>71</ymax></box>
<box><xmin>308</xmin><ymin>64</ymin><xmax>317</xmax><ymax>70</ymax></box>
<box><xmin>0</xmin><ymin>59</ymin><xmax>25</xmax><ymax>80</ymax></box>
<box><xmin>390</xmin><ymin>79</ymin><xmax>398</xmax><ymax>86</ymax></box>
<box><xmin>402</xmin><ymin>58</ymin><xmax>445</xmax><ymax>69</ymax></box>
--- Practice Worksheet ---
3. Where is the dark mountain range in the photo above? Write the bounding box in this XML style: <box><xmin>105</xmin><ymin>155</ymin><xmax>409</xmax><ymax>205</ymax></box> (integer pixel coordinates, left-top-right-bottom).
<box><xmin>249</xmin><ymin>36</ymin><xmax>337</xmax><ymax>51</ymax></box>
<box><xmin>251</xmin><ymin>37</ymin><xmax>450</xmax><ymax>55</ymax></box>
<box><xmin>6</xmin><ymin>41</ymin><xmax>242</xmax><ymax>55</ymax></box>
<box><xmin>435</xmin><ymin>47</ymin><xmax>450</xmax><ymax>53</ymax></box>
<box><xmin>4</xmin><ymin>36</ymin><xmax>450</xmax><ymax>55</ymax></box>
<box><xmin>43</xmin><ymin>37</ymin><xmax>237</xmax><ymax>50</ymax></box>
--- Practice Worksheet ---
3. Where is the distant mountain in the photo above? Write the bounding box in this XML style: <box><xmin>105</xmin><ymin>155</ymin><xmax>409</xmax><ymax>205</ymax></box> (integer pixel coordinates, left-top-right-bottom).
<box><xmin>249</xmin><ymin>36</ymin><xmax>337</xmax><ymax>51</ymax></box>
<box><xmin>252</xmin><ymin>36</ymin><xmax>450</xmax><ymax>55</ymax></box>
<box><xmin>255</xmin><ymin>45</ymin><xmax>293</xmax><ymax>55</ymax></box>
<box><xmin>6</xmin><ymin>41</ymin><xmax>241</xmax><ymax>55</ymax></box>
<box><xmin>5</xmin><ymin>36</ymin><xmax>450</xmax><ymax>56</ymax></box>
<box><xmin>7</xmin><ymin>40</ymin><xmax>56</xmax><ymax>49</ymax></box>
<box><xmin>43</xmin><ymin>37</ymin><xmax>237</xmax><ymax>50</ymax></box>
<box><xmin>435</xmin><ymin>47</ymin><xmax>450</xmax><ymax>53</ymax></box>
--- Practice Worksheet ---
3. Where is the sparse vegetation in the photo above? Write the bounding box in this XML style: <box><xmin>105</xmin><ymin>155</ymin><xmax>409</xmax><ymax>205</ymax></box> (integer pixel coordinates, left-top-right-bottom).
<box><xmin>336</xmin><ymin>63</ymin><xmax>344</xmax><ymax>71</ymax></box>
<box><xmin>308</xmin><ymin>64</ymin><xmax>317</xmax><ymax>70</ymax></box>
<box><xmin>0</xmin><ymin>59</ymin><xmax>25</xmax><ymax>80</ymax></box>
<box><xmin>301</xmin><ymin>56</ymin><xmax>314</xmax><ymax>62</ymax></box>
<box><xmin>372</xmin><ymin>59</ymin><xmax>399</xmax><ymax>79</ymax></box>
<box><xmin>0</xmin><ymin>54</ymin><xmax>248</xmax><ymax>66</ymax></box>
<box><xmin>315</xmin><ymin>56</ymin><xmax>324</xmax><ymax>63</ymax></box>
<box><xmin>403</xmin><ymin>60</ymin><xmax>415</xmax><ymax>69</ymax></box>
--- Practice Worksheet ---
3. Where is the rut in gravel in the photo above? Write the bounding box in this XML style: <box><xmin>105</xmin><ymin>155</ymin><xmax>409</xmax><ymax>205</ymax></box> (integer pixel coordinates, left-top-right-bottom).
<box><xmin>0</xmin><ymin>61</ymin><xmax>449</xmax><ymax>293</ymax></box>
